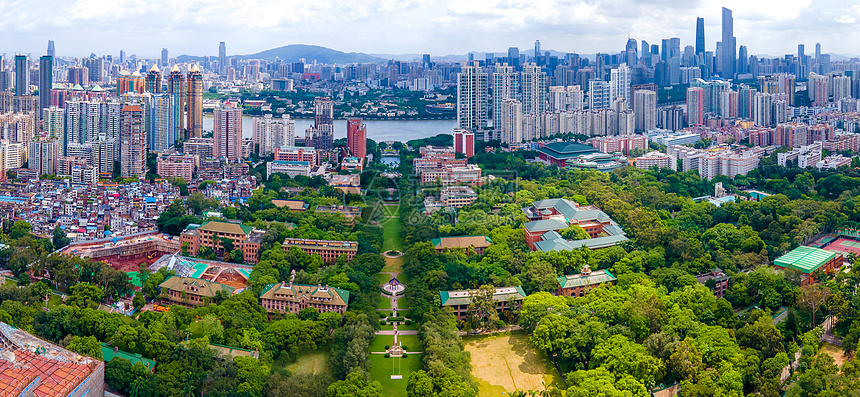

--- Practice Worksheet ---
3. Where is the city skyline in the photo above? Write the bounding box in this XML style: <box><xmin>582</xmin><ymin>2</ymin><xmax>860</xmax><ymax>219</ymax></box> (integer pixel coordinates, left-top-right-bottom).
<box><xmin>0</xmin><ymin>1</ymin><xmax>857</xmax><ymax>59</ymax></box>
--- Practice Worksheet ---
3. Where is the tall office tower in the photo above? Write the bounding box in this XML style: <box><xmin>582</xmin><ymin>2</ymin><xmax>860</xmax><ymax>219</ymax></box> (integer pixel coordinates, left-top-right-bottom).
<box><xmin>640</xmin><ymin>41</ymin><xmax>651</xmax><ymax>66</ymax></box>
<box><xmin>253</xmin><ymin>114</ymin><xmax>294</xmax><ymax>156</ymax></box>
<box><xmin>719</xmin><ymin>90</ymin><xmax>739</xmax><ymax>118</ymax></box>
<box><xmin>534</xmin><ymin>40</ymin><xmax>541</xmax><ymax>65</ymax></box>
<box><xmin>453</xmin><ymin>128</ymin><xmax>475</xmax><ymax>158</ymax></box>
<box><xmin>146</xmin><ymin>65</ymin><xmax>162</xmax><ymax>93</ymax></box>
<box><xmin>738</xmin><ymin>85</ymin><xmax>756</xmax><ymax>119</ymax></box>
<box><xmin>14</xmin><ymin>55</ymin><xmax>28</xmax><ymax>96</ymax></box>
<box><xmin>610</xmin><ymin>64</ymin><xmax>631</xmax><ymax>103</ymax></box>
<box><xmin>548</xmin><ymin>86</ymin><xmax>584</xmax><ymax>112</ymax></box>
<box><xmin>219</xmin><ymin>42</ymin><xmax>227</xmax><ymax>74</ymax></box>
<box><xmin>520</xmin><ymin>63</ymin><xmax>547</xmax><ymax>115</ymax></box>
<box><xmin>815</xmin><ymin>43</ymin><xmax>821</xmax><ymax>60</ymax></box>
<box><xmin>119</xmin><ymin>50</ymin><xmax>125</xmax><ymax>64</ymax></box>
<box><xmin>456</xmin><ymin>62</ymin><xmax>488</xmax><ymax>132</ymax></box>
<box><xmin>214</xmin><ymin>103</ymin><xmax>243</xmax><ymax>159</ymax></box>
<box><xmin>753</xmin><ymin>92</ymin><xmax>774</xmax><ymax>127</ymax></box>
<box><xmin>500</xmin><ymin>99</ymin><xmax>523</xmax><ymax>144</ymax></box>
<box><xmin>508</xmin><ymin>47</ymin><xmax>520</xmax><ymax>69</ymax></box>
<box><xmin>422</xmin><ymin>54</ymin><xmax>431</xmax><ymax>69</ymax></box>
<box><xmin>737</xmin><ymin>46</ymin><xmax>748</xmax><ymax>74</ymax></box>
<box><xmin>83</xmin><ymin>58</ymin><xmax>105</xmax><ymax>83</ymax></box>
<box><xmin>721</xmin><ymin>7</ymin><xmax>735</xmax><ymax>78</ymax></box>
<box><xmin>776</xmin><ymin>73</ymin><xmax>796</xmax><ymax>105</ymax></box>
<box><xmin>28</xmin><ymin>140</ymin><xmax>57</xmax><ymax>175</ymax></box>
<box><xmin>161</xmin><ymin>48</ymin><xmax>169</xmax><ymax>67</ymax></box>
<box><xmin>120</xmin><ymin>104</ymin><xmax>146</xmax><ymax>178</ymax></box>
<box><xmin>312</xmin><ymin>97</ymin><xmax>334</xmax><ymax>150</ymax></box>
<box><xmin>47</xmin><ymin>40</ymin><xmax>55</xmax><ymax>58</ymax></box>
<box><xmin>833</xmin><ymin>75</ymin><xmax>851</xmax><ymax>101</ymax></box>
<box><xmin>148</xmin><ymin>94</ymin><xmax>176</xmax><ymax>152</ymax></box>
<box><xmin>38</xmin><ymin>56</ymin><xmax>52</xmax><ymax>120</ymax></box>
<box><xmin>117</xmin><ymin>70</ymin><xmax>144</xmax><ymax>95</ymax></box>
<box><xmin>686</xmin><ymin>87</ymin><xmax>704</xmax><ymax>126</ymax></box>
<box><xmin>809</xmin><ymin>73</ymin><xmax>829</xmax><ymax>107</ymax></box>
<box><xmin>167</xmin><ymin>66</ymin><xmax>185</xmax><ymax>140</ymax></box>
<box><xmin>633</xmin><ymin>90</ymin><xmax>657</xmax><ymax>132</ymax></box>
<box><xmin>346</xmin><ymin>118</ymin><xmax>367</xmax><ymax>158</ymax></box>
<box><xmin>492</xmin><ymin>63</ymin><xmax>518</xmax><ymax>134</ymax></box>
<box><xmin>589</xmin><ymin>80</ymin><xmax>611</xmax><ymax>109</ymax></box>
<box><xmin>696</xmin><ymin>17</ymin><xmax>705</xmax><ymax>55</ymax></box>
<box><xmin>186</xmin><ymin>65</ymin><xmax>203</xmax><ymax>138</ymax></box>
<box><xmin>625</xmin><ymin>38</ymin><xmax>638</xmax><ymax>65</ymax></box>
<box><xmin>798</xmin><ymin>44</ymin><xmax>805</xmax><ymax>60</ymax></box>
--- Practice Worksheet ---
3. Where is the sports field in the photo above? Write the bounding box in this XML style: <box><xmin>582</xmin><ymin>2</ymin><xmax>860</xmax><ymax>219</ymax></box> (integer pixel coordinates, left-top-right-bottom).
<box><xmin>824</xmin><ymin>237</ymin><xmax>860</xmax><ymax>255</ymax></box>
<box><xmin>463</xmin><ymin>331</ymin><xmax>564</xmax><ymax>396</ymax></box>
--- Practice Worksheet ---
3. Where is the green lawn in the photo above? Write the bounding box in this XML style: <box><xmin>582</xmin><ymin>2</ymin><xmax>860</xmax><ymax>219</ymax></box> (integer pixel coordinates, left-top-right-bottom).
<box><xmin>46</xmin><ymin>295</ymin><xmax>63</xmax><ymax>309</ymax></box>
<box><xmin>369</xmin><ymin>353</ymin><xmax>423</xmax><ymax>397</ymax></box>
<box><xmin>377</xmin><ymin>297</ymin><xmax>394</xmax><ymax>310</ymax></box>
<box><xmin>283</xmin><ymin>346</ymin><xmax>330</xmax><ymax>375</ymax></box>
<box><xmin>369</xmin><ymin>334</ymin><xmax>420</xmax><ymax>353</ymax></box>
<box><xmin>377</xmin><ymin>273</ymin><xmax>393</xmax><ymax>285</ymax></box>
<box><xmin>382</xmin><ymin>204</ymin><xmax>403</xmax><ymax>252</ymax></box>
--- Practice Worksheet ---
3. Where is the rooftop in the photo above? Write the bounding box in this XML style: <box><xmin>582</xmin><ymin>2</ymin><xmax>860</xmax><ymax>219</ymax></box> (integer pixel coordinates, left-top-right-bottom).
<box><xmin>430</xmin><ymin>235</ymin><xmax>492</xmax><ymax>250</ymax></box>
<box><xmin>195</xmin><ymin>220</ymin><xmax>254</xmax><ymax>236</ymax></box>
<box><xmin>537</xmin><ymin>141</ymin><xmax>600</xmax><ymax>159</ymax></box>
<box><xmin>440</xmin><ymin>286</ymin><xmax>526</xmax><ymax>307</ymax></box>
<box><xmin>774</xmin><ymin>246</ymin><xmax>838</xmax><ymax>274</ymax></box>
<box><xmin>260</xmin><ymin>282</ymin><xmax>349</xmax><ymax>306</ymax></box>
<box><xmin>557</xmin><ymin>268</ymin><xmax>616</xmax><ymax>289</ymax></box>
<box><xmin>100</xmin><ymin>342</ymin><xmax>156</xmax><ymax>372</ymax></box>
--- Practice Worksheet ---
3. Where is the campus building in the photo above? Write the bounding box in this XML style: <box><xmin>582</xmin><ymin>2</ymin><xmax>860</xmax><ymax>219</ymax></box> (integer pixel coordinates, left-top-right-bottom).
<box><xmin>536</xmin><ymin>141</ymin><xmax>601</xmax><ymax>167</ymax></box>
<box><xmin>281</xmin><ymin>238</ymin><xmax>358</xmax><ymax>263</ymax></box>
<box><xmin>180</xmin><ymin>221</ymin><xmax>263</xmax><ymax>264</ymax></box>
<box><xmin>440</xmin><ymin>186</ymin><xmax>478</xmax><ymax>208</ymax></box>
<box><xmin>431</xmin><ymin>235</ymin><xmax>492</xmax><ymax>255</ymax></box>
<box><xmin>522</xmin><ymin>198</ymin><xmax>628</xmax><ymax>251</ymax></box>
<box><xmin>695</xmin><ymin>268</ymin><xmax>730</xmax><ymax>299</ymax></box>
<box><xmin>260</xmin><ymin>282</ymin><xmax>350</xmax><ymax>316</ymax></box>
<box><xmin>158</xmin><ymin>276</ymin><xmax>235</xmax><ymax>307</ymax></box>
<box><xmin>774</xmin><ymin>246</ymin><xmax>842</xmax><ymax>286</ymax></box>
<box><xmin>557</xmin><ymin>266</ymin><xmax>617</xmax><ymax>297</ymax></box>
<box><xmin>0</xmin><ymin>322</ymin><xmax>105</xmax><ymax>397</ymax></box>
<box><xmin>440</xmin><ymin>286</ymin><xmax>526</xmax><ymax>320</ymax></box>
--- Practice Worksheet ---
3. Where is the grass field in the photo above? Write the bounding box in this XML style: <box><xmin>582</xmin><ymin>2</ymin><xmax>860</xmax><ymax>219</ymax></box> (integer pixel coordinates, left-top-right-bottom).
<box><xmin>284</xmin><ymin>347</ymin><xmax>330</xmax><ymax>375</ymax></box>
<box><xmin>370</xmin><ymin>353</ymin><xmax>423</xmax><ymax>397</ymax></box>
<box><xmin>464</xmin><ymin>331</ymin><xmax>564</xmax><ymax>396</ymax></box>
<box><xmin>369</xmin><ymin>334</ymin><xmax>420</xmax><ymax>353</ymax></box>
<box><xmin>377</xmin><ymin>297</ymin><xmax>394</xmax><ymax>310</ymax></box>
<box><xmin>382</xmin><ymin>205</ymin><xmax>403</xmax><ymax>252</ymax></box>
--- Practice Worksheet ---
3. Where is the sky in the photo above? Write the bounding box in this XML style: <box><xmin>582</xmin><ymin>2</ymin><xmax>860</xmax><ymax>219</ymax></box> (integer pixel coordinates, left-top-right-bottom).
<box><xmin>0</xmin><ymin>0</ymin><xmax>858</xmax><ymax>59</ymax></box>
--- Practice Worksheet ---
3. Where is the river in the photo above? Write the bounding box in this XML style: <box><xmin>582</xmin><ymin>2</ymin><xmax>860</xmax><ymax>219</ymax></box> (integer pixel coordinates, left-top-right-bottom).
<box><xmin>203</xmin><ymin>116</ymin><xmax>457</xmax><ymax>143</ymax></box>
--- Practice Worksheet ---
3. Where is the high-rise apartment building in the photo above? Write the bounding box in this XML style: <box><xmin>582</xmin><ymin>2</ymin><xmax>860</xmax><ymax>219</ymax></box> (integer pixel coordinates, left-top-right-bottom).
<box><xmin>117</xmin><ymin>70</ymin><xmax>144</xmax><ymax>96</ymax></box>
<box><xmin>38</xmin><ymin>56</ymin><xmax>52</xmax><ymax>120</ymax></box>
<box><xmin>633</xmin><ymin>90</ymin><xmax>657</xmax><ymax>132</ymax></box>
<box><xmin>500</xmin><ymin>98</ymin><xmax>523</xmax><ymax>144</ymax></box>
<box><xmin>521</xmin><ymin>63</ymin><xmax>547</xmax><ymax>115</ymax></box>
<box><xmin>167</xmin><ymin>66</ymin><xmax>185</xmax><ymax>140</ymax></box>
<box><xmin>589</xmin><ymin>80</ymin><xmax>611</xmax><ymax>110</ymax></box>
<box><xmin>809</xmin><ymin>73</ymin><xmax>829</xmax><ymax>107</ymax></box>
<box><xmin>311</xmin><ymin>97</ymin><xmax>334</xmax><ymax>150</ymax></box>
<box><xmin>186</xmin><ymin>65</ymin><xmax>203</xmax><ymax>138</ymax></box>
<box><xmin>68</xmin><ymin>66</ymin><xmax>89</xmax><ymax>86</ymax></box>
<box><xmin>219</xmin><ymin>42</ymin><xmax>227</xmax><ymax>75</ymax></box>
<box><xmin>346</xmin><ymin>118</ymin><xmax>367</xmax><ymax>159</ymax></box>
<box><xmin>456</xmin><ymin>62</ymin><xmax>488</xmax><ymax>132</ymax></box>
<box><xmin>120</xmin><ymin>105</ymin><xmax>146</xmax><ymax>178</ymax></box>
<box><xmin>548</xmin><ymin>86</ymin><xmax>584</xmax><ymax>112</ymax></box>
<box><xmin>253</xmin><ymin>114</ymin><xmax>295</xmax><ymax>156</ymax></box>
<box><xmin>686</xmin><ymin>87</ymin><xmax>704</xmax><ymax>126</ymax></box>
<box><xmin>453</xmin><ymin>129</ymin><xmax>475</xmax><ymax>158</ymax></box>
<box><xmin>14</xmin><ymin>55</ymin><xmax>28</xmax><ymax>96</ymax></box>
<box><xmin>492</xmin><ymin>63</ymin><xmax>518</xmax><ymax>132</ymax></box>
<box><xmin>28</xmin><ymin>140</ymin><xmax>57</xmax><ymax>175</ymax></box>
<box><xmin>214</xmin><ymin>103</ymin><xmax>243</xmax><ymax>159</ymax></box>
<box><xmin>146</xmin><ymin>65</ymin><xmax>162</xmax><ymax>93</ymax></box>
<box><xmin>721</xmin><ymin>7</ymin><xmax>735</xmax><ymax>78</ymax></box>
<box><xmin>161</xmin><ymin>48</ymin><xmax>169</xmax><ymax>67</ymax></box>
<box><xmin>610</xmin><ymin>64</ymin><xmax>631</xmax><ymax>103</ymax></box>
<box><xmin>833</xmin><ymin>75</ymin><xmax>851</xmax><ymax>102</ymax></box>
<box><xmin>148</xmin><ymin>94</ymin><xmax>176</xmax><ymax>152</ymax></box>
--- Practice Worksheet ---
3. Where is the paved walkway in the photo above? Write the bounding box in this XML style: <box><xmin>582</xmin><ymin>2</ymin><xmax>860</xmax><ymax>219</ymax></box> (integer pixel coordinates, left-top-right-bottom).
<box><xmin>376</xmin><ymin>330</ymin><xmax>418</xmax><ymax>335</ymax></box>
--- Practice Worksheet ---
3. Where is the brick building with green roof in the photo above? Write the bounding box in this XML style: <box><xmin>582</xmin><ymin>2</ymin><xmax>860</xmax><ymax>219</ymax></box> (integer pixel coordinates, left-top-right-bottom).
<box><xmin>774</xmin><ymin>246</ymin><xmax>842</xmax><ymax>285</ymax></box>
<box><xmin>180</xmin><ymin>220</ymin><xmax>264</xmax><ymax>264</ymax></box>
<box><xmin>440</xmin><ymin>286</ymin><xmax>526</xmax><ymax>320</ymax></box>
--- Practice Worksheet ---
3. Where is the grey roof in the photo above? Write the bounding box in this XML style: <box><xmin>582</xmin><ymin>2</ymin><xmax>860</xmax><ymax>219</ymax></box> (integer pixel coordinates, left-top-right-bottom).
<box><xmin>532</xmin><ymin>198</ymin><xmax>578</xmax><ymax>219</ymax></box>
<box><xmin>524</xmin><ymin>219</ymin><xmax>569</xmax><ymax>233</ymax></box>
<box><xmin>534</xmin><ymin>235</ymin><xmax>629</xmax><ymax>252</ymax></box>
<box><xmin>541</xmin><ymin>230</ymin><xmax>563</xmax><ymax>241</ymax></box>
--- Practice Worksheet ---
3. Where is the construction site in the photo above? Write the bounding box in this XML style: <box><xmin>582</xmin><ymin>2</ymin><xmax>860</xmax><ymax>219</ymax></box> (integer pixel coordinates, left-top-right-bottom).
<box><xmin>149</xmin><ymin>254</ymin><xmax>252</xmax><ymax>290</ymax></box>
<box><xmin>61</xmin><ymin>231</ymin><xmax>181</xmax><ymax>272</ymax></box>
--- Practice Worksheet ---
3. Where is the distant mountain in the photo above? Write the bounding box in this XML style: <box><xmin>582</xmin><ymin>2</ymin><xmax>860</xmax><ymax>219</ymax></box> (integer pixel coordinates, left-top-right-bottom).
<box><xmin>177</xmin><ymin>44</ymin><xmax>387</xmax><ymax>64</ymax></box>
